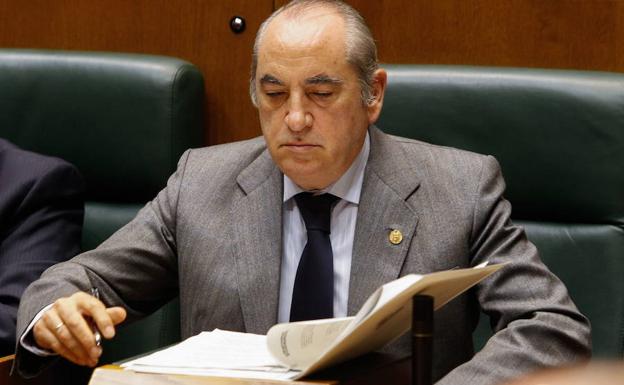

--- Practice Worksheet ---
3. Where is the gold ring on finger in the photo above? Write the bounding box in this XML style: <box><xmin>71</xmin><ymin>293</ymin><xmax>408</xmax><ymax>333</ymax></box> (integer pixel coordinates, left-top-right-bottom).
<box><xmin>54</xmin><ymin>322</ymin><xmax>64</xmax><ymax>331</ymax></box>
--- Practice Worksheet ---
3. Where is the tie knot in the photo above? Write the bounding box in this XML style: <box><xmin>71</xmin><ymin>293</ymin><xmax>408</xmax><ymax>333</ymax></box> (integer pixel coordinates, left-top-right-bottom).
<box><xmin>294</xmin><ymin>192</ymin><xmax>339</xmax><ymax>233</ymax></box>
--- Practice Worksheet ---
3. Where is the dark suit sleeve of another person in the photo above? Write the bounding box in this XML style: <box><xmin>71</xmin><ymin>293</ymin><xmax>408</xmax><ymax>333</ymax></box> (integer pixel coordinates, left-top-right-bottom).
<box><xmin>0</xmin><ymin>143</ymin><xmax>84</xmax><ymax>356</ymax></box>
<box><xmin>14</xmin><ymin>149</ymin><xmax>189</xmax><ymax>378</ymax></box>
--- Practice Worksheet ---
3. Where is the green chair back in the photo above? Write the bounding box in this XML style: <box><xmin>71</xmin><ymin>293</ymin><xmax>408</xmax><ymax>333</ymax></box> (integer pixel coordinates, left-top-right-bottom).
<box><xmin>378</xmin><ymin>65</ymin><xmax>624</xmax><ymax>358</ymax></box>
<box><xmin>0</xmin><ymin>49</ymin><xmax>203</xmax><ymax>369</ymax></box>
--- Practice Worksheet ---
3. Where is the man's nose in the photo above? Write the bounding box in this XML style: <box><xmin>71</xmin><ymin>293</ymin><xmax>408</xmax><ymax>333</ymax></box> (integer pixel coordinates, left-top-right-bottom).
<box><xmin>285</xmin><ymin>93</ymin><xmax>312</xmax><ymax>131</ymax></box>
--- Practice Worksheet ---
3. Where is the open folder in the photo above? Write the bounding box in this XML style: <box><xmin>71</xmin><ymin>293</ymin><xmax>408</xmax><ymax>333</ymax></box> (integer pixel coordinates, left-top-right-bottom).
<box><xmin>121</xmin><ymin>263</ymin><xmax>503</xmax><ymax>381</ymax></box>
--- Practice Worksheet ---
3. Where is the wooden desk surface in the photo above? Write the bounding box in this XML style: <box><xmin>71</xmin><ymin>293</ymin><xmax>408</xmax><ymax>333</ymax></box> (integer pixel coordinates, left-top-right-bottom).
<box><xmin>0</xmin><ymin>354</ymin><xmax>14</xmax><ymax>382</ymax></box>
<box><xmin>89</xmin><ymin>365</ymin><xmax>336</xmax><ymax>385</ymax></box>
<box><xmin>89</xmin><ymin>352</ymin><xmax>411</xmax><ymax>385</ymax></box>
<box><xmin>2</xmin><ymin>352</ymin><xmax>410</xmax><ymax>385</ymax></box>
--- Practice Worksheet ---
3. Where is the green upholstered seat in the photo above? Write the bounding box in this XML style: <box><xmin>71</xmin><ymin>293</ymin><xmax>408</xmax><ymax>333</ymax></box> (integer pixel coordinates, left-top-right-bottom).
<box><xmin>377</xmin><ymin>65</ymin><xmax>624</xmax><ymax>359</ymax></box>
<box><xmin>0</xmin><ymin>50</ymin><xmax>203</xmax><ymax>375</ymax></box>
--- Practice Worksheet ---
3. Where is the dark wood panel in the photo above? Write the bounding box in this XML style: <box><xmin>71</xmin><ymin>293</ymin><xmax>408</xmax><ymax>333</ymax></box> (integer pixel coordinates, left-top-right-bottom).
<box><xmin>0</xmin><ymin>0</ymin><xmax>273</xmax><ymax>144</ymax></box>
<box><xmin>616</xmin><ymin>2</ymin><xmax>624</xmax><ymax>71</ymax></box>
<box><xmin>276</xmin><ymin>0</ymin><xmax>622</xmax><ymax>72</ymax></box>
<box><xmin>1</xmin><ymin>1</ymin><xmax>623</xmax><ymax>144</ymax></box>
<box><xmin>354</xmin><ymin>0</ymin><xmax>620</xmax><ymax>71</ymax></box>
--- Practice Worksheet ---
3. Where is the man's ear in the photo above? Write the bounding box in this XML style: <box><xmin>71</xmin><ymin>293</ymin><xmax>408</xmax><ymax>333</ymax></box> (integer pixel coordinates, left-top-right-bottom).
<box><xmin>367</xmin><ymin>68</ymin><xmax>387</xmax><ymax>124</ymax></box>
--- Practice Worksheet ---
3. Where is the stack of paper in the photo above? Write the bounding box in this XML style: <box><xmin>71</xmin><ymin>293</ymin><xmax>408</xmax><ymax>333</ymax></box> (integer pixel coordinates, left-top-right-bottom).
<box><xmin>121</xmin><ymin>329</ymin><xmax>300</xmax><ymax>380</ymax></box>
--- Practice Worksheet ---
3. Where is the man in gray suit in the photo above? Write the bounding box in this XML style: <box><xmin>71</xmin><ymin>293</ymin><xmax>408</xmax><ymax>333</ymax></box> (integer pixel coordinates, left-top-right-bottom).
<box><xmin>16</xmin><ymin>1</ymin><xmax>590</xmax><ymax>384</ymax></box>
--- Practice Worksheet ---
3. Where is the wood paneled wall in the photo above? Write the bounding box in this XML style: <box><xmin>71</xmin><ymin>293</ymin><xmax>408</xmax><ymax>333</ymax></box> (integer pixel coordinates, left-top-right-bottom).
<box><xmin>1</xmin><ymin>0</ymin><xmax>622</xmax><ymax>145</ymax></box>
<box><xmin>0</xmin><ymin>0</ymin><xmax>272</xmax><ymax>145</ymax></box>
<box><xmin>353</xmin><ymin>0</ymin><xmax>624</xmax><ymax>71</ymax></box>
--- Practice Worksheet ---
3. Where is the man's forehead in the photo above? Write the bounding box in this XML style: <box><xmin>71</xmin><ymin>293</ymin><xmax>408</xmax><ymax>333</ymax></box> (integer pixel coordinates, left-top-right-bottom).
<box><xmin>259</xmin><ymin>7</ymin><xmax>345</xmax><ymax>56</ymax></box>
<box><xmin>272</xmin><ymin>6</ymin><xmax>344</xmax><ymax>36</ymax></box>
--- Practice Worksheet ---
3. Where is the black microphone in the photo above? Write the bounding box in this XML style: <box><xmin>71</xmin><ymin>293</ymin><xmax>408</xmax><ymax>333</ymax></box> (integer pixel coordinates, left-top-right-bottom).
<box><xmin>412</xmin><ymin>294</ymin><xmax>433</xmax><ymax>385</ymax></box>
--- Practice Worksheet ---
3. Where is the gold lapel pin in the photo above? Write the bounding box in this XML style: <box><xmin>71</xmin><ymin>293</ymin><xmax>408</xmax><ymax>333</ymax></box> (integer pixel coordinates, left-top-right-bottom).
<box><xmin>388</xmin><ymin>229</ymin><xmax>403</xmax><ymax>245</ymax></box>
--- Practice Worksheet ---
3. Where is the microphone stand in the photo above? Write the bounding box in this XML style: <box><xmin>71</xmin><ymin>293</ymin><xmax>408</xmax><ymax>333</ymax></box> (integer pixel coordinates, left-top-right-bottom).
<box><xmin>412</xmin><ymin>295</ymin><xmax>433</xmax><ymax>385</ymax></box>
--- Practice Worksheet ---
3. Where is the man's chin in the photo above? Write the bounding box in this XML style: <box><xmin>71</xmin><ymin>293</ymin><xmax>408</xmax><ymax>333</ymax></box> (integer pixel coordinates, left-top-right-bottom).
<box><xmin>281</xmin><ymin>165</ymin><xmax>332</xmax><ymax>190</ymax></box>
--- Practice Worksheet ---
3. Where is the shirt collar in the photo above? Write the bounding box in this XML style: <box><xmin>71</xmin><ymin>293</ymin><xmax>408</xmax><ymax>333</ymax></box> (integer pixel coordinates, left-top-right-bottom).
<box><xmin>283</xmin><ymin>131</ymin><xmax>370</xmax><ymax>205</ymax></box>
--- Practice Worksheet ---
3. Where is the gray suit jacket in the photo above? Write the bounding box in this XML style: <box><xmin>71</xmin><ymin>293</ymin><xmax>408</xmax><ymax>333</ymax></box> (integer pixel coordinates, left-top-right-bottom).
<box><xmin>16</xmin><ymin>127</ymin><xmax>590</xmax><ymax>384</ymax></box>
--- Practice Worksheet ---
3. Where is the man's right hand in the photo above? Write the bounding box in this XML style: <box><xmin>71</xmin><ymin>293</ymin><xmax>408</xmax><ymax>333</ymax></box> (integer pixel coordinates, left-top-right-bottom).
<box><xmin>32</xmin><ymin>291</ymin><xmax>127</xmax><ymax>367</ymax></box>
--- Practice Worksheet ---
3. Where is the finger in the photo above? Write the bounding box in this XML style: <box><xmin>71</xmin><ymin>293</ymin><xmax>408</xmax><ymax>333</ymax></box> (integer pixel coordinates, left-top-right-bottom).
<box><xmin>34</xmin><ymin>321</ymin><xmax>88</xmax><ymax>366</ymax></box>
<box><xmin>76</xmin><ymin>293</ymin><xmax>117</xmax><ymax>339</ymax></box>
<box><xmin>41</xmin><ymin>308</ymin><xmax>94</xmax><ymax>366</ymax></box>
<box><xmin>107</xmin><ymin>307</ymin><xmax>127</xmax><ymax>326</ymax></box>
<box><xmin>54</xmin><ymin>296</ymin><xmax>102</xmax><ymax>363</ymax></box>
<box><xmin>33</xmin><ymin>318</ymin><xmax>55</xmax><ymax>351</ymax></box>
<box><xmin>94</xmin><ymin>307</ymin><xmax>127</xmax><ymax>340</ymax></box>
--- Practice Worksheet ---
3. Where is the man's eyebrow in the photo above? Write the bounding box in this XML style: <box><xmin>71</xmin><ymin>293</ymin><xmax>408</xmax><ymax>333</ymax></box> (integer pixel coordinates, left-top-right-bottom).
<box><xmin>259</xmin><ymin>74</ymin><xmax>284</xmax><ymax>86</ymax></box>
<box><xmin>305</xmin><ymin>74</ymin><xmax>343</xmax><ymax>85</ymax></box>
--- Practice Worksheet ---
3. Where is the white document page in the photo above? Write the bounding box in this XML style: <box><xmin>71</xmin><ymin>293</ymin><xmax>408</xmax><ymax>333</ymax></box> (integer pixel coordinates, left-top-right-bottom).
<box><xmin>121</xmin><ymin>329</ymin><xmax>299</xmax><ymax>380</ymax></box>
<box><xmin>266</xmin><ymin>317</ymin><xmax>353</xmax><ymax>369</ymax></box>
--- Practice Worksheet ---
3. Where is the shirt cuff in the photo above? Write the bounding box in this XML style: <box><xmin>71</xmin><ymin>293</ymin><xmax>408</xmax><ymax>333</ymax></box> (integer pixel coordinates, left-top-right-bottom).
<box><xmin>19</xmin><ymin>304</ymin><xmax>58</xmax><ymax>357</ymax></box>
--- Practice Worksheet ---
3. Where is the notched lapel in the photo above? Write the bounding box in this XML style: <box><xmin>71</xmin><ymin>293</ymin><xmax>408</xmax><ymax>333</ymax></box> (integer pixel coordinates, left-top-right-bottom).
<box><xmin>348</xmin><ymin>127</ymin><xmax>421</xmax><ymax>315</ymax></box>
<box><xmin>231</xmin><ymin>150</ymin><xmax>282</xmax><ymax>334</ymax></box>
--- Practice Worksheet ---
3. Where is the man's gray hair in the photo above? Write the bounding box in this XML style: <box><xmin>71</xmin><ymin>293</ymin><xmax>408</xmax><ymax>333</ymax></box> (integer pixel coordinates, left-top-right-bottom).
<box><xmin>249</xmin><ymin>0</ymin><xmax>379</xmax><ymax>107</ymax></box>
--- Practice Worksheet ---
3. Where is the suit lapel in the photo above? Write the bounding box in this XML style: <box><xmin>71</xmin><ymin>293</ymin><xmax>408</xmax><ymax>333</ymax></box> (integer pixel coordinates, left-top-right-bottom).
<box><xmin>231</xmin><ymin>148</ymin><xmax>283</xmax><ymax>334</ymax></box>
<box><xmin>348</xmin><ymin>127</ymin><xmax>421</xmax><ymax>314</ymax></box>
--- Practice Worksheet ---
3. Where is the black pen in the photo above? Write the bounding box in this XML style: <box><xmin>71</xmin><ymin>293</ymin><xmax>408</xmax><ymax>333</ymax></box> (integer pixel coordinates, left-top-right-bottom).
<box><xmin>90</xmin><ymin>287</ymin><xmax>102</xmax><ymax>346</ymax></box>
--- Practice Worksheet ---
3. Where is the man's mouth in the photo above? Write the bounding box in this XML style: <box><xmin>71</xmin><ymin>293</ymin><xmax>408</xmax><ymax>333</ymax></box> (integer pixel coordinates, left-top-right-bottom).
<box><xmin>281</xmin><ymin>143</ymin><xmax>320</xmax><ymax>151</ymax></box>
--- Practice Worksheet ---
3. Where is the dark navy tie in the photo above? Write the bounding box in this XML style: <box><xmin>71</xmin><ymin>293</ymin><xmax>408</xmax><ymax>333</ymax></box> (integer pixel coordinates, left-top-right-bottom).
<box><xmin>290</xmin><ymin>192</ymin><xmax>339</xmax><ymax>322</ymax></box>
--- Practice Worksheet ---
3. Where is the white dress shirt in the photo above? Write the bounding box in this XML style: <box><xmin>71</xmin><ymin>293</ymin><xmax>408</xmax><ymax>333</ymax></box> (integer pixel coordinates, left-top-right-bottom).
<box><xmin>278</xmin><ymin>132</ymin><xmax>370</xmax><ymax>323</ymax></box>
